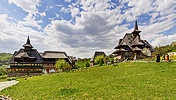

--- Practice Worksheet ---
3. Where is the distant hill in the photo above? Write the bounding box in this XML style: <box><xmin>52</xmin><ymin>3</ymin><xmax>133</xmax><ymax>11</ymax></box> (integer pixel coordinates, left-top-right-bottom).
<box><xmin>0</xmin><ymin>53</ymin><xmax>12</xmax><ymax>65</ymax></box>
<box><xmin>153</xmin><ymin>43</ymin><xmax>176</xmax><ymax>56</ymax></box>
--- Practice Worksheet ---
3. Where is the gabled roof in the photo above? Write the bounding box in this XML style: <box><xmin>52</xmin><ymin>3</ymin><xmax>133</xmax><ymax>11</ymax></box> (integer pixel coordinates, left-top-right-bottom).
<box><xmin>15</xmin><ymin>52</ymin><xmax>29</xmax><ymax>58</ymax></box>
<box><xmin>9</xmin><ymin>36</ymin><xmax>43</xmax><ymax>64</ymax></box>
<box><xmin>142</xmin><ymin>40</ymin><xmax>152</xmax><ymax>47</ymax></box>
<box><xmin>90</xmin><ymin>51</ymin><xmax>106</xmax><ymax>61</ymax></box>
<box><xmin>9</xmin><ymin>49</ymin><xmax>43</xmax><ymax>64</ymax></box>
<box><xmin>132</xmin><ymin>35</ymin><xmax>144</xmax><ymax>46</ymax></box>
<box><xmin>115</xmin><ymin>33</ymin><xmax>133</xmax><ymax>49</ymax></box>
<box><xmin>115</xmin><ymin>41</ymin><xmax>128</xmax><ymax>49</ymax></box>
<box><xmin>42</xmin><ymin>51</ymin><xmax>68</xmax><ymax>59</ymax></box>
<box><xmin>142</xmin><ymin>40</ymin><xmax>155</xmax><ymax>52</ymax></box>
<box><xmin>133</xmin><ymin>47</ymin><xmax>142</xmax><ymax>51</ymax></box>
<box><xmin>41</xmin><ymin>51</ymin><xmax>73</xmax><ymax>65</ymax></box>
<box><xmin>113</xmin><ymin>46</ymin><xmax>132</xmax><ymax>54</ymax></box>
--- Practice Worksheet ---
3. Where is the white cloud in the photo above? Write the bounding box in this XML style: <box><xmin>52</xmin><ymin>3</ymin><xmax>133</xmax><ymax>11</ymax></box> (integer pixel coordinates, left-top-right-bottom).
<box><xmin>70</xmin><ymin>7</ymin><xmax>79</xmax><ymax>17</ymax></box>
<box><xmin>156</xmin><ymin>0</ymin><xmax>175</xmax><ymax>11</ymax></box>
<box><xmin>8</xmin><ymin>0</ymin><xmax>41</xmax><ymax>15</ymax></box>
<box><xmin>40</xmin><ymin>12</ymin><xmax>46</xmax><ymax>17</ymax></box>
<box><xmin>0</xmin><ymin>14</ymin><xmax>46</xmax><ymax>52</ymax></box>
<box><xmin>18</xmin><ymin>13</ymin><xmax>42</xmax><ymax>30</ymax></box>
<box><xmin>151</xmin><ymin>34</ymin><xmax>176</xmax><ymax>47</ymax></box>
<box><xmin>0</xmin><ymin>0</ymin><xmax>175</xmax><ymax>58</ymax></box>
<box><xmin>43</xmin><ymin>9</ymin><xmax>129</xmax><ymax>57</ymax></box>
<box><xmin>0</xmin><ymin>14</ymin><xmax>10</xmax><ymax>30</ymax></box>
<box><xmin>41</xmin><ymin>0</ymin><xmax>175</xmax><ymax>57</ymax></box>
<box><xmin>8</xmin><ymin>0</ymin><xmax>43</xmax><ymax>31</ymax></box>
<box><xmin>64</xmin><ymin>0</ymin><xmax>72</xmax><ymax>2</ymax></box>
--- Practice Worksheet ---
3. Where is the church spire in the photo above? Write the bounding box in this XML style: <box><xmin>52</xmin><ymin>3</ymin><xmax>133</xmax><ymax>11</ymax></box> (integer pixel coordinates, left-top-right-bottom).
<box><xmin>134</xmin><ymin>20</ymin><xmax>138</xmax><ymax>31</ymax></box>
<box><xmin>132</xmin><ymin>20</ymin><xmax>141</xmax><ymax>36</ymax></box>
<box><xmin>23</xmin><ymin>35</ymin><xmax>33</xmax><ymax>49</ymax></box>
<box><xmin>26</xmin><ymin>36</ymin><xmax>30</xmax><ymax>44</ymax></box>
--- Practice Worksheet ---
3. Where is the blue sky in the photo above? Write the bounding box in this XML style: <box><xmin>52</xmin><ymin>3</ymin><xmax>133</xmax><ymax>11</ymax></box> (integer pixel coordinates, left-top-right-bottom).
<box><xmin>0</xmin><ymin>0</ymin><xmax>175</xmax><ymax>58</ymax></box>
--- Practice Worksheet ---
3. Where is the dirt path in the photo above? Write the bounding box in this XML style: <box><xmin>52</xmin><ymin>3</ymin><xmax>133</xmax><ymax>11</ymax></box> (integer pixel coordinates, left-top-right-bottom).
<box><xmin>0</xmin><ymin>80</ymin><xmax>19</xmax><ymax>91</ymax></box>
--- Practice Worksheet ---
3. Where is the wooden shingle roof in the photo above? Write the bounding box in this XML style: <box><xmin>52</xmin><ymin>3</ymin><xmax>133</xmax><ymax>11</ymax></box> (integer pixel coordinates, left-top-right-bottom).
<box><xmin>42</xmin><ymin>51</ymin><xmax>68</xmax><ymax>59</ymax></box>
<box><xmin>9</xmin><ymin>49</ymin><xmax>43</xmax><ymax>64</ymax></box>
<box><xmin>90</xmin><ymin>51</ymin><xmax>106</xmax><ymax>61</ymax></box>
<box><xmin>113</xmin><ymin>21</ymin><xmax>154</xmax><ymax>55</ymax></box>
<box><xmin>9</xmin><ymin>36</ymin><xmax>43</xmax><ymax>64</ymax></box>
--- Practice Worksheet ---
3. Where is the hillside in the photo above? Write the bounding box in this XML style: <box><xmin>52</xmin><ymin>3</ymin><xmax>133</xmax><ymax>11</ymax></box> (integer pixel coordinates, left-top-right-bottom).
<box><xmin>0</xmin><ymin>53</ymin><xmax>12</xmax><ymax>65</ymax></box>
<box><xmin>154</xmin><ymin>44</ymin><xmax>176</xmax><ymax>56</ymax></box>
<box><xmin>0</xmin><ymin>62</ymin><xmax>175</xmax><ymax>100</ymax></box>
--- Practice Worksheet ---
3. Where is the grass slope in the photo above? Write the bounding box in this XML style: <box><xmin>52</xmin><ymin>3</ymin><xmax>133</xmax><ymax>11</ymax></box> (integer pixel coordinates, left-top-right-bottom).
<box><xmin>0</xmin><ymin>62</ymin><xmax>176</xmax><ymax>100</ymax></box>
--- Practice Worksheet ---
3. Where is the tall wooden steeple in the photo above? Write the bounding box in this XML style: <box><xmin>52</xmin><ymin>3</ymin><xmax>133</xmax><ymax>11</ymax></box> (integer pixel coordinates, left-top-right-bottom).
<box><xmin>23</xmin><ymin>36</ymin><xmax>33</xmax><ymax>50</ymax></box>
<box><xmin>132</xmin><ymin>20</ymin><xmax>141</xmax><ymax>36</ymax></box>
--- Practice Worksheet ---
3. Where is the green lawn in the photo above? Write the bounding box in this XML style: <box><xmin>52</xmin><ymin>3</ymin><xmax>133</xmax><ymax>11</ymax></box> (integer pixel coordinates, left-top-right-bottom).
<box><xmin>0</xmin><ymin>62</ymin><xmax>176</xmax><ymax>100</ymax></box>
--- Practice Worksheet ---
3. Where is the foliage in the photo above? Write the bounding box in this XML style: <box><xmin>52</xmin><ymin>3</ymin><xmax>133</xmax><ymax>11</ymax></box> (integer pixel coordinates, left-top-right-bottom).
<box><xmin>0</xmin><ymin>62</ymin><xmax>175</xmax><ymax>99</ymax></box>
<box><xmin>55</xmin><ymin>59</ymin><xmax>72</xmax><ymax>72</ymax></box>
<box><xmin>94</xmin><ymin>55</ymin><xmax>105</xmax><ymax>66</ymax></box>
<box><xmin>0</xmin><ymin>75</ymin><xmax>7</xmax><ymax>80</ymax></box>
<box><xmin>0</xmin><ymin>66</ymin><xmax>7</xmax><ymax>76</ymax></box>
<box><xmin>104</xmin><ymin>55</ymin><xmax>114</xmax><ymax>64</ymax></box>
<box><xmin>75</xmin><ymin>58</ymin><xmax>90</xmax><ymax>68</ymax></box>
<box><xmin>7</xmin><ymin>77</ymin><xmax>17</xmax><ymax>81</ymax></box>
<box><xmin>173</xmin><ymin>55</ymin><xmax>176</xmax><ymax>60</ymax></box>
<box><xmin>0</xmin><ymin>53</ymin><xmax>12</xmax><ymax>65</ymax></box>
<box><xmin>153</xmin><ymin>45</ymin><xmax>176</xmax><ymax>56</ymax></box>
<box><xmin>85</xmin><ymin>62</ymin><xmax>90</xmax><ymax>67</ymax></box>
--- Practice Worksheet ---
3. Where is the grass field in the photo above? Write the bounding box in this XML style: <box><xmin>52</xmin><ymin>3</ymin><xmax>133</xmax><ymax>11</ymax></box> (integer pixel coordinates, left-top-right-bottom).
<box><xmin>0</xmin><ymin>62</ymin><xmax>175</xmax><ymax>100</ymax></box>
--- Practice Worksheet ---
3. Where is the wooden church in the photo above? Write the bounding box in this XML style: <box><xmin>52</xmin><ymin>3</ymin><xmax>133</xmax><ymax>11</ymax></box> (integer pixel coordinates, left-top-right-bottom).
<box><xmin>113</xmin><ymin>21</ymin><xmax>154</xmax><ymax>61</ymax></box>
<box><xmin>8</xmin><ymin>36</ymin><xmax>72</xmax><ymax>76</ymax></box>
<box><xmin>8</xmin><ymin>36</ymin><xmax>43</xmax><ymax>77</ymax></box>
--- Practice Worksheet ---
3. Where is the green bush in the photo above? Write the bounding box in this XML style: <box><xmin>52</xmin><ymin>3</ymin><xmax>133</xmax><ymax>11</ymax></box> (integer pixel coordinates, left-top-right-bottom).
<box><xmin>94</xmin><ymin>55</ymin><xmax>105</xmax><ymax>66</ymax></box>
<box><xmin>55</xmin><ymin>59</ymin><xmax>72</xmax><ymax>72</ymax></box>
<box><xmin>0</xmin><ymin>53</ymin><xmax>12</xmax><ymax>65</ymax></box>
<box><xmin>85</xmin><ymin>62</ymin><xmax>90</xmax><ymax>67</ymax></box>
<box><xmin>0</xmin><ymin>66</ymin><xmax>7</xmax><ymax>76</ymax></box>
<box><xmin>7</xmin><ymin>77</ymin><xmax>17</xmax><ymax>81</ymax></box>
<box><xmin>75</xmin><ymin>59</ymin><xmax>90</xmax><ymax>68</ymax></box>
<box><xmin>0</xmin><ymin>75</ymin><xmax>7</xmax><ymax>79</ymax></box>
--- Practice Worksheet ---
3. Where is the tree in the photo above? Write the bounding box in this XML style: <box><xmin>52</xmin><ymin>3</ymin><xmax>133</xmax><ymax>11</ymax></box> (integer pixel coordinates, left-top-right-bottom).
<box><xmin>75</xmin><ymin>58</ymin><xmax>90</xmax><ymax>68</ymax></box>
<box><xmin>55</xmin><ymin>59</ymin><xmax>72</xmax><ymax>72</ymax></box>
<box><xmin>85</xmin><ymin>62</ymin><xmax>90</xmax><ymax>67</ymax></box>
<box><xmin>94</xmin><ymin>55</ymin><xmax>105</xmax><ymax>66</ymax></box>
<box><xmin>0</xmin><ymin>67</ymin><xmax>7</xmax><ymax>76</ymax></box>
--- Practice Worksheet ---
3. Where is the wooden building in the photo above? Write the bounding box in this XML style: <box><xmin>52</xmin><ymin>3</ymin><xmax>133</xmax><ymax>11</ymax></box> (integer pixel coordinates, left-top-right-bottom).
<box><xmin>41</xmin><ymin>51</ymin><xmax>72</xmax><ymax>73</ymax></box>
<box><xmin>8</xmin><ymin>36</ymin><xmax>73</xmax><ymax>76</ymax></box>
<box><xmin>90</xmin><ymin>51</ymin><xmax>106</xmax><ymax>66</ymax></box>
<box><xmin>8</xmin><ymin>36</ymin><xmax>43</xmax><ymax>77</ymax></box>
<box><xmin>113</xmin><ymin>21</ymin><xmax>154</xmax><ymax>61</ymax></box>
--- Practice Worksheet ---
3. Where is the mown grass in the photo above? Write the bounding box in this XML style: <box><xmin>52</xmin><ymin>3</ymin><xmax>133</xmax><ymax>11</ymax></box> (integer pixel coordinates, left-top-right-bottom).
<box><xmin>0</xmin><ymin>62</ymin><xmax>176</xmax><ymax>100</ymax></box>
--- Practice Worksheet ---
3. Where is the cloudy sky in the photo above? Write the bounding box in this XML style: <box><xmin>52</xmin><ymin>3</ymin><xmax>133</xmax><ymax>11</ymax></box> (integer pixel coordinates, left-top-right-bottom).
<box><xmin>0</xmin><ymin>0</ymin><xmax>175</xmax><ymax>58</ymax></box>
